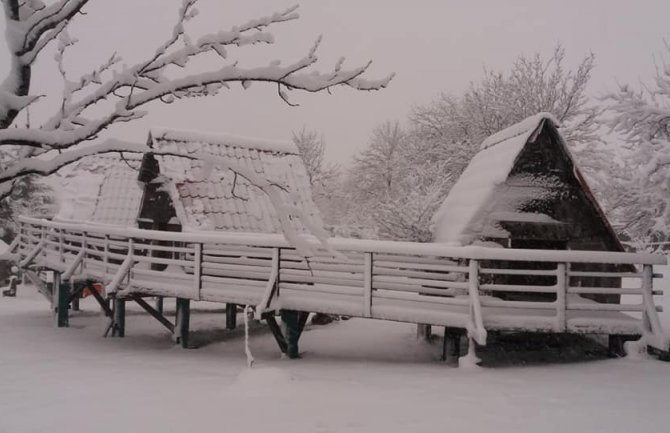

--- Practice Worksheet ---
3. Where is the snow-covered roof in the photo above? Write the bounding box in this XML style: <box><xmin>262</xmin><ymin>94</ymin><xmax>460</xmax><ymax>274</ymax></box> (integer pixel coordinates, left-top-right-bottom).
<box><xmin>432</xmin><ymin>113</ymin><xmax>557</xmax><ymax>245</ymax></box>
<box><xmin>55</xmin><ymin>154</ymin><xmax>144</xmax><ymax>226</ymax></box>
<box><xmin>148</xmin><ymin>128</ymin><xmax>322</xmax><ymax>234</ymax></box>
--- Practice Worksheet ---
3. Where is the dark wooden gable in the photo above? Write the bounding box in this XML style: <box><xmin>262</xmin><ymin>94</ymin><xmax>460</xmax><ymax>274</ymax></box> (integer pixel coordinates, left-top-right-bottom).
<box><xmin>498</xmin><ymin>122</ymin><xmax>624</xmax><ymax>253</ymax></box>
<box><xmin>137</xmin><ymin>151</ymin><xmax>179</xmax><ymax>232</ymax></box>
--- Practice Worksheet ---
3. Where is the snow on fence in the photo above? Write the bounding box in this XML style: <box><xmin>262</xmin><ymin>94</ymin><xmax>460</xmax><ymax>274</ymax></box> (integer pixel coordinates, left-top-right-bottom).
<box><xmin>13</xmin><ymin>216</ymin><xmax>669</xmax><ymax>350</ymax></box>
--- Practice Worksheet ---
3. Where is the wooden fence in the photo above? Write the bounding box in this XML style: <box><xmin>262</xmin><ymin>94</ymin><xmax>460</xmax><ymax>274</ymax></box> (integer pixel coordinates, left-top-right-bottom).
<box><xmin>14</xmin><ymin>216</ymin><xmax>668</xmax><ymax>350</ymax></box>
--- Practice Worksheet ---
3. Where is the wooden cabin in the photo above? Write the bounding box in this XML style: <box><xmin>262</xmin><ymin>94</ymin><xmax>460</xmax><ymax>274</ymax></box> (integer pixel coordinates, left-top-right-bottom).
<box><xmin>433</xmin><ymin>113</ymin><xmax>630</xmax><ymax>302</ymax></box>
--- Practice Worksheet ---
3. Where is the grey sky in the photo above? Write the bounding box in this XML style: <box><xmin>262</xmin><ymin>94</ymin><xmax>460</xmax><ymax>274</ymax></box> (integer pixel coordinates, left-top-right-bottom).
<box><xmin>2</xmin><ymin>0</ymin><xmax>669</xmax><ymax>163</ymax></box>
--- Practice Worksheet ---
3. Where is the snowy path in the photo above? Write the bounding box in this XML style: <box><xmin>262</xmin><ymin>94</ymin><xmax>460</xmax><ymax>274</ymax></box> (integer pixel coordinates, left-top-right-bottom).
<box><xmin>1</xmin><ymin>286</ymin><xmax>670</xmax><ymax>433</ymax></box>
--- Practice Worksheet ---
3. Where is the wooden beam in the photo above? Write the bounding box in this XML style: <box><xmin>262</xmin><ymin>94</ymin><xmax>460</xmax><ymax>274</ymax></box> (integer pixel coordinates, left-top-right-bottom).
<box><xmin>262</xmin><ymin>312</ymin><xmax>288</xmax><ymax>354</ymax></box>
<box><xmin>133</xmin><ymin>296</ymin><xmax>175</xmax><ymax>333</ymax></box>
<box><xmin>85</xmin><ymin>281</ymin><xmax>113</xmax><ymax>317</ymax></box>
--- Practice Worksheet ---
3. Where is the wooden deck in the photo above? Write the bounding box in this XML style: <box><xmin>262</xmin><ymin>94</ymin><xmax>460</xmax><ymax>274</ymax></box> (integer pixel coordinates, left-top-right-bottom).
<box><xmin>11</xmin><ymin>216</ymin><xmax>669</xmax><ymax>353</ymax></box>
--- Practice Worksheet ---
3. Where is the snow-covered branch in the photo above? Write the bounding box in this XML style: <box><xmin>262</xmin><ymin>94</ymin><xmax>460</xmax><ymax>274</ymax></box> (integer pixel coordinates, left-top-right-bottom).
<box><xmin>0</xmin><ymin>0</ymin><xmax>392</xmax><ymax>178</ymax></box>
<box><xmin>602</xmin><ymin>48</ymin><xmax>670</xmax><ymax>244</ymax></box>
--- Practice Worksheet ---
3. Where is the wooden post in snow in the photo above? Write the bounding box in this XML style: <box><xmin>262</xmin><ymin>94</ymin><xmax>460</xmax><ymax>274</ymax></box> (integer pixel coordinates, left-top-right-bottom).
<box><xmin>555</xmin><ymin>263</ymin><xmax>567</xmax><ymax>332</ymax></box>
<box><xmin>226</xmin><ymin>303</ymin><xmax>237</xmax><ymax>330</ymax></box>
<box><xmin>155</xmin><ymin>297</ymin><xmax>164</xmax><ymax>315</ymax></box>
<box><xmin>111</xmin><ymin>298</ymin><xmax>126</xmax><ymax>337</ymax></box>
<box><xmin>176</xmin><ymin>298</ymin><xmax>190</xmax><ymax>348</ymax></box>
<box><xmin>54</xmin><ymin>273</ymin><xmax>69</xmax><ymax>328</ymax></box>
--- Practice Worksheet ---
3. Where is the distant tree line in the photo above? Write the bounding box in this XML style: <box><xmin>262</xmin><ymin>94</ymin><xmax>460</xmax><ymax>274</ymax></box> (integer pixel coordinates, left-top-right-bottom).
<box><xmin>297</xmin><ymin>44</ymin><xmax>670</xmax><ymax>251</ymax></box>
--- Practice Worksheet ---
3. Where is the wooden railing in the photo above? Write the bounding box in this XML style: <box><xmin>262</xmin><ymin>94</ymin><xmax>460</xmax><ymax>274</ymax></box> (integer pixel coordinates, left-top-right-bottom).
<box><xmin>13</xmin><ymin>216</ymin><xmax>669</xmax><ymax>350</ymax></box>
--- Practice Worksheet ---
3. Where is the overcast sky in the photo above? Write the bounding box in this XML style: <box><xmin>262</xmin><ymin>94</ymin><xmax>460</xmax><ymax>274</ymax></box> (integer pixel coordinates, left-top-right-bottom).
<box><xmin>2</xmin><ymin>0</ymin><xmax>670</xmax><ymax>163</ymax></box>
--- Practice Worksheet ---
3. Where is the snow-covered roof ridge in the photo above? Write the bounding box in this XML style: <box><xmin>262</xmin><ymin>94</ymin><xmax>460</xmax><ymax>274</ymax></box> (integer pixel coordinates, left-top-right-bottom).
<box><xmin>149</xmin><ymin>127</ymin><xmax>298</xmax><ymax>155</ymax></box>
<box><xmin>479</xmin><ymin>112</ymin><xmax>560</xmax><ymax>151</ymax></box>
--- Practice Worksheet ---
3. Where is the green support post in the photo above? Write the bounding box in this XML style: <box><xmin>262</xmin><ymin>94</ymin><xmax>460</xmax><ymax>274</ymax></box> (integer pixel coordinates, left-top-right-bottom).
<box><xmin>111</xmin><ymin>298</ymin><xmax>126</xmax><ymax>337</ymax></box>
<box><xmin>280</xmin><ymin>310</ymin><xmax>309</xmax><ymax>359</ymax></box>
<box><xmin>56</xmin><ymin>277</ymin><xmax>70</xmax><ymax>328</ymax></box>
<box><xmin>226</xmin><ymin>303</ymin><xmax>237</xmax><ymax>330</ymax></box>
<box><xmin>175</xmin><ymin>298</ymin><xmax>190</xmax><ymax>348</ymax></box>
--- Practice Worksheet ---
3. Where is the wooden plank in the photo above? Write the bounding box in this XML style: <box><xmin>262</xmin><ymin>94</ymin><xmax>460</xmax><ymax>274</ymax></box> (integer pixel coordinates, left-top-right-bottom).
<box><xmin>479</xmin><ymin>298</ymin><xmax>556</xmax><ymax>310</ymax></box>
<box><xmin>280</xmin><ymin>261</ymin><xmax>365</xmax><ymax>273</ymax></box>
<box><xmin>278</xmin><ymin>282</ymin><xmax>363</xmax><ymax>297</ymax></box>
<box><xmin>374</xmin><ymin>254</ymin><xmax>457</xmax><ymax>266</ymax></box>
<box><xmin>567</xmin><ymin>286</ymin><xmax>647</xmax><ymax>295</ymax></box>
<box><xmin>480</xmin><ymin>267</ymin><xmax>558</xmax><ymax>277</ymax></box>
<box><xmin>375</xmin><ymin>275</ymin><xmax>464</xmax><ymax>289</ymax></box>
<box><xmin>374</xmin><ymin>260</ymin><xmax>466</xmax><ymax>273</ymax></box>
<box><xmin>479</xmin><ymin>283</ymin><xmax>557</xmax><ymax>294</ymax></box>
<box><xmin>199</xmin><ymin>268</ymin><xmax>272</xmax><ymax>281</ymax></box>
<box><xmin>568</xmin><ymin>271</ymin><xmax>643</xmax><ymax>278</ymax></box>
<box><xmin>373</xmin><ymin>267</ymin><xmax>459</xmax><ymax>281</ymax></box>
<box><xmin>373</xmin><ymin>290</ymin><xmax>468</xmax><ymax>306</ymax></box>
<box><xmin>567</xmin><ymin>302</ymin><xmax>644</xmax><ymax>312</ymax></box>
<box><xmin>200</xmin><ymin>275</ymin><xmax>269</xmax><ymax>288</ymax></box>
<box><xmin>201</xmin><ymin>255</ymin><xmax>273</xmax><ymax>267</ymax></box>
<box><xmin>280</xmin><ymin>273</ymin><xmax>364</xmax><ymax>286</ymax></box>
<box><xmin>373</xmin><ymin>280</ymin><xmax>468</xmax><ymax>294</ymax></box>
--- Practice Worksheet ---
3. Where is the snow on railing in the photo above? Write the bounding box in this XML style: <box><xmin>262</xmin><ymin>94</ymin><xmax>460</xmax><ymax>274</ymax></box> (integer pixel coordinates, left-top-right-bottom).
<box><xmin>13</xmin><ymin>216</ymin><xmax>669</xmax><ymax>350</ymax></box>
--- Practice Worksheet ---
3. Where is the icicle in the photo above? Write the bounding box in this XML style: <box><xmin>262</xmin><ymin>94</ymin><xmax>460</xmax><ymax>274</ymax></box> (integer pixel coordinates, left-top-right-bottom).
<box><xmin>244</xmin><ymin>305</ymin><xmax>255</xmax><ymax>368</ymax></box>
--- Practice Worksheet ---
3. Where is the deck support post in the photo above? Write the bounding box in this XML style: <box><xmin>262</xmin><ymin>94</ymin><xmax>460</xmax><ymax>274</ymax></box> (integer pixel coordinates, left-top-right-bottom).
<box><xmin>155</xmin><ymin>297</ymin><xmax>164</xmax><ymax>315</ymax></box>
<box><xmin>226</xmin><ymin>303</ymin><xmax>237</xmax><ymax>330</ymax></box>
<box><xmin>71</xmin><ymin>297</ymin><xmax>80</xmax><ymax>311</ymax></box>
<box><xmin>111</xmin><ymin>298</ymin><xmax>126</xmax><ymax>337</ymax></box>
<box><xmin>281</xmin><ymin>310</ymin><xmax>309</xmax><ymax>359</ymax></box>
<box><xmin>442</xmin><ymin>327</ymin><xmax>465</xmax><ymax>362</ymax></box>
<box><xmin>608</xmin><ymin>335</ymin><xmax>626</xmax><ymax>357</ymax></box>
<box><xmin>55</xmin><ymin>274</ymin><xmax>69</xmax><ymax>328</ymax></box>
<box><xmin>417</xmin><ymin>324</ymin><xmax>432</xmax><ymax>341</ymax></box>
<box><xmin>175</xmin><ymin>298</ymin><xmax>190</xmax><ymax>348</ymax></box>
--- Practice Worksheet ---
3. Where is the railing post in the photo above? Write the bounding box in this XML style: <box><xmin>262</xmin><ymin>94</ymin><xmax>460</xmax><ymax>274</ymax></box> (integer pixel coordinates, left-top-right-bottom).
<box><xmin>40</xmin><ymin>225</ymin><xmax>46</xmax><ymax>262</ymax></box>
<box><xmin>556</xmin><ymin>263</ymin><xmax>567</xmax><ymax>332</ymax></box>
<box><xmin>467</xmin><ymin>259</ymin><xmax>487</xmax><ymax>345</ymax></box>
<box><xmin>58</xmin><ymin>229</ymin><xmax>64</xmax><ymax>264</ymax></box>
<box><xmin>364</xmin><ymin>252</ymin><xmax>373</xmax><ymax>318</ymax></box>
<box><xmin>193</xmin><ymin>243</ymin><xmax>202</xmax><ymax>300</ymax></box>
<box><xmin>81</xmin><ymin>236</ymin><xmax>87</xmax><ymax>274</ymax></box>
<box><xmin>103</xmin><ymin>234</ymin><xmax>109</xmax><ymax>276</ymax></box>
<box><xmin>126</xmin><ymin>238</ymin><xmax>133</xmax><ymax>286</ymax></box>
<box><xmin>641</xmin><ymin>264</ymin><xmax>666</xmax><ymax>350</ymax></box>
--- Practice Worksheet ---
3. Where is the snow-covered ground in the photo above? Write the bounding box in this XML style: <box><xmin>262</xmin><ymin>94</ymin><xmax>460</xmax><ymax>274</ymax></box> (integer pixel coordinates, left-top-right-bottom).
<box><xmin>1</xmin><ymin>272</ymin><xmax>670</xmax><ymax>433</ymax></box>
